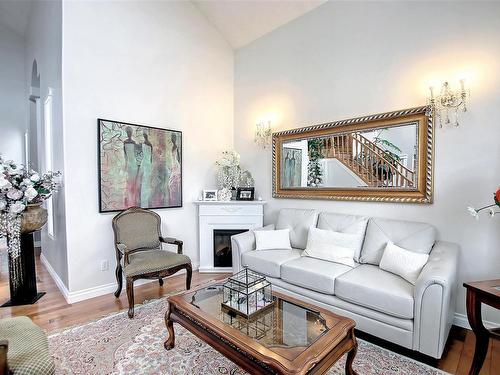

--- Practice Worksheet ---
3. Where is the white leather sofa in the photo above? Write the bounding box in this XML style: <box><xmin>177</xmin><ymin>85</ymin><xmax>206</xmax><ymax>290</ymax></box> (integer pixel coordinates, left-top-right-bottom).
<box><xmin>231</xmin><ymin>208</ymin><xmax>459</xmax><ymax>359</ymax></box>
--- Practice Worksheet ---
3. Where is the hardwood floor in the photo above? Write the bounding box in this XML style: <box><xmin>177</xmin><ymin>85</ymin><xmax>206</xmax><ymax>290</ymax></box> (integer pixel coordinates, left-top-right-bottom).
<box><xmin>0</xmin><ymin>248</ymin><xmax>498</xmax><ymax>374</ymax></box>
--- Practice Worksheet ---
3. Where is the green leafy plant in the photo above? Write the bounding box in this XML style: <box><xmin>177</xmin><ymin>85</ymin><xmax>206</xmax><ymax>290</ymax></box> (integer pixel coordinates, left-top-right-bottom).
<box><xmin>307</xmin><ymin>139</ymin><xmax>323</xmax><ymax>187</ymax></box>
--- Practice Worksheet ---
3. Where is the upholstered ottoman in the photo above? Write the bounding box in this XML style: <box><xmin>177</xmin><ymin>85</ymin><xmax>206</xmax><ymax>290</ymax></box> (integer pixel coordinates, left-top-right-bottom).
<box><xmin>0</xmin><ymin>316</ymin><xmax>55</xmax><ymax>375</ymax></box>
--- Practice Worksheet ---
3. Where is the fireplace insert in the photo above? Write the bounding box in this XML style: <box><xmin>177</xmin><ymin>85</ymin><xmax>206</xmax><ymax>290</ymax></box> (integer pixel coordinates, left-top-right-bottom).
<box><xmin>213</xmin><ymin>229</ymin><xmax>247</xmax><ymax>268</ymax></box>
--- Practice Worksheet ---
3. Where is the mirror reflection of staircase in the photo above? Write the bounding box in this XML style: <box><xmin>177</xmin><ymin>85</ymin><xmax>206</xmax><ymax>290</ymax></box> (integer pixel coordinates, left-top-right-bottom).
<box><xmin>322</xmin><ymin>133</ymin><xmax>416</xmax><ymax>188</ymax></box>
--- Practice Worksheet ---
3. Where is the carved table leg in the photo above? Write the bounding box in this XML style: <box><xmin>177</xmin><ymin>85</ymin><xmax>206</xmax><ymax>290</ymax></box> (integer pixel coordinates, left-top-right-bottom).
<box><xmin>466</xmin><ymin>289</ymin><xmax>490</xmax><ymax>375</ymax></box>
<box><xmin>345</xmin><ymin>332</ymin><xmax>358</xmax><ymax>375</ymax></box>
<box><xmin>164</xmin><ymin>307</ymin><xmax>175</xmax><ymax>350</ymax></box>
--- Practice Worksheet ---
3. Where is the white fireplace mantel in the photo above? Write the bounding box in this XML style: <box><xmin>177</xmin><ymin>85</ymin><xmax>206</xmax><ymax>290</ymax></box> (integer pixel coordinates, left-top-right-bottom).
<box><xmin>195</xmin><ymin>200</ymin><xmax>266</xmax><ymax>272</ymax></box>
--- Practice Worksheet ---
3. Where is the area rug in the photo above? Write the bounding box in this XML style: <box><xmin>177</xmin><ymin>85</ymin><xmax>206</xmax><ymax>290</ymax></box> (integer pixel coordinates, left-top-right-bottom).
<box><xmin>49</xmin><ymin>296</ymin><xmax>449</xmax><ymax>375</ymax></box>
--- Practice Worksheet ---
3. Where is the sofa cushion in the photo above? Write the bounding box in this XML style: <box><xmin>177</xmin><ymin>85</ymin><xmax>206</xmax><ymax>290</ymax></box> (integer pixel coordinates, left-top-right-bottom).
<box><xmin>379</xmin><ymin>242</ymin><xmax>430</xmax><ymax>285</ymax></box>
<box><xmin>335</xmin><ymin>264</ymin><xmax>415</xmax><ymax>319</ymax></box>
<box><xmin>302</xmin><ymin>227</ymin><xmax>358</xmax><ymax>267</ymax></box>
<box><xmin>317</xmin><ymin>212</ymin><xmax>369</xmax><ymax>262</ymax></box>
<box><xmin>254</xmin><ymin>229</ymin><xmax>291</xmax><ymax>251</ymax></box>
<box><xmin>359</xmin><ymin>217</ymin><xmax>436</xmax><ymax>265</ymax></box>
<box><xmin>276</xmin><ymin>208</ymin><xmax>318</xmax><ymax>249</ymax></box>
<box><xmin>241</xmin><ymin>249</ymin><xmax>302</xmax><ymax>278</ymax></box>
<box><xmin>281</xmin><ymin>257</ymin><xmax>354</xmax><ymax>294</ymax></box>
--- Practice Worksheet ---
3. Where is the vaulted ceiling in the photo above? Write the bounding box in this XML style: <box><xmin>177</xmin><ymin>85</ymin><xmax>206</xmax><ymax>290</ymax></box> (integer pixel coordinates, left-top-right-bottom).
<box><xmin>192</xmin><ymin>0</ymin><xmax>327</xmax><ymax>49</ymax></box>
<box><xmin>0</xmin><ymin>0</ymin><xmax>326</xmax><ymax>48</ymax></box>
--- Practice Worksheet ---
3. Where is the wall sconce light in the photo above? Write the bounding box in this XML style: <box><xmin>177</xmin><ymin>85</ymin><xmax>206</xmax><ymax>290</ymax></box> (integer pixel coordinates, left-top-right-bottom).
<box><xmin>255</xmin><ymin>121</ymin><xmax>272</xmax><ymax>148</ymax></box>
<box><xmin>428</xmin><ymin>80</ymin><xmax>468</xmax><ymax>127</ymax></box>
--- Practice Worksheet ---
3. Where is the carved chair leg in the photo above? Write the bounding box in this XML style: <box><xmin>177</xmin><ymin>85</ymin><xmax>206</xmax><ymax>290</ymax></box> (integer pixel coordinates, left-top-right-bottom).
<box><xmin>186</xmin><ymin>263</ymin><xmax>192</xmax><ymax>290</ymax></box>
<box><xmin>126</xmin><ymin>278</ymin><xmax>135</xmax><ymax>318</ymax></box>
<box><xmin>159</xmin><ymin>278</ymin><xmax>164</xmax><ymax>287</ymax></box>
<box><xmin>114</xmin><ymin>265</ymin><xmax>123</xmax><ymax>298</ymax></box>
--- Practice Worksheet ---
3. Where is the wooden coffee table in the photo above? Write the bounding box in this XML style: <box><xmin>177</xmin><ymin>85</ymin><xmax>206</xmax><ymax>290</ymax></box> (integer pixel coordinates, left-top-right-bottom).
<box><xmin>164</xmin><ymin>280</ymin><xmax>358</xmax><ymax>374</ymax></box>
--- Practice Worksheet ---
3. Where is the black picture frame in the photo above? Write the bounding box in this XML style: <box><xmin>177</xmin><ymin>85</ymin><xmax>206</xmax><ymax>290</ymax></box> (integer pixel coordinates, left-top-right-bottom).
<box><xmin>97</xmin><ymin>118</ymin><xmax>183</xmax><ymax>213</ymax></box>
<box><xmin>236</xmin><ymin>187</ymin><xmax>255</xmax><ymax>201</ymax></box>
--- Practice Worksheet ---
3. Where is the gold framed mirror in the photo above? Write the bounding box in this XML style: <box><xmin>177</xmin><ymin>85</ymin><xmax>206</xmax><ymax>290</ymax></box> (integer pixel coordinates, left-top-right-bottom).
<box><xmin>272</xmin><ymin>106</ymin><xmax>434</xmax><ymax>203</ymax></box>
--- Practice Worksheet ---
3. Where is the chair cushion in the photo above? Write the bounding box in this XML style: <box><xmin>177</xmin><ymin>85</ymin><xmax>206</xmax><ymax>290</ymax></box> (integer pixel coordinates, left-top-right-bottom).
<box><xmin>281</xmin><ymin>257</ymin><xmax>353</xmax><ymax>294</ymax></box>
<box><xmin>241</xmin><ymin>249</ymin><xmax>302</xmax><ymax>278</ymax></box>
<box><xmin>359</xmin><ymin>217</ymin><xmax>436</xmax><ymax>265</ymax></box>
<box><xmin>317</xmin><ymin>212</ymin><xmax>369</xmax><ymax>262</ymax></box>
<box><xmin>124</xmin><ymin>250</ymin><xmax>190</xmax><ymax>277</ymax></box>
<box><xmin>0</xmin><ymin>316</ymin><xmax>55</xmax><ymax>375</ymax></box>
<box><xmin>276</xmin><ymin>208</ymin><xmax>318</xmax><ymax>249</ymax></box>
<box><xmin>335</xmin><ymin>264</ymin><xmax>415</xmax><ymax>319</ymax></box>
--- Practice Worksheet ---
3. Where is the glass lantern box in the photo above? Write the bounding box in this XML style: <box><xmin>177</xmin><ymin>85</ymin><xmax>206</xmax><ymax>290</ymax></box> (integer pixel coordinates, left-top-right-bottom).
<box><xmin>221</xmin><ymin>268</ymin><xmax>274</xmax><ymax>318</ymax></box>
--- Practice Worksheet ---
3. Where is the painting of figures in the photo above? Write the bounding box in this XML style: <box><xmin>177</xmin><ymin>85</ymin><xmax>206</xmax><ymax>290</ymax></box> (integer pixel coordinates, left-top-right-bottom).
<box><xmin>282</xmin><ymin>147</ymin><xmax>302</xmax><ymax>187</ymax></box>
<box><xmin>98</xmin><ymin>119</ymin><xmax>182</xmax><ymax>212</ymax></box>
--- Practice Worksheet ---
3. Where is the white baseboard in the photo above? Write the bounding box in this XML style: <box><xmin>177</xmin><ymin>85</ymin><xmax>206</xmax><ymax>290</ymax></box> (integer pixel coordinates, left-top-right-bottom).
<box><xmin>40</xmin><ymin>253</ymin><xmax>70</xmax><ymax>302</ymax></box>
<box><xmin>453</xmin><ymin>312</ymin><xmax>499</xmax><ymax>330</ymax></box>
<box><xmin>41</xmin><ymin>255</ymin><xmax>201</xmax><ymax>304</ymax></box>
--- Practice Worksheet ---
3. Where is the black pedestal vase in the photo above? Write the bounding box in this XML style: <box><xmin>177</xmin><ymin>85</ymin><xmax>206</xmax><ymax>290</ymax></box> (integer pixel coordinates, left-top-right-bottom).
<box><xmin>1</xmin><ymin>232</ymin><xmax>45</xmax><ymax>307</ymax></box>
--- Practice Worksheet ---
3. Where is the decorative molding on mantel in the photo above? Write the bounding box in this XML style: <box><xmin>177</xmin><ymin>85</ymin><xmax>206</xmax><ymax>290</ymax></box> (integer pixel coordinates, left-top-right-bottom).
<box><xmin>194</xmin><ymin>200</ymin><xmax>266</xmax><ymax>205</ymax></box>
<box><xmin>197</xmin><ymin>201</ymin><xmax>264</xmax><ymax>273</ymax></box>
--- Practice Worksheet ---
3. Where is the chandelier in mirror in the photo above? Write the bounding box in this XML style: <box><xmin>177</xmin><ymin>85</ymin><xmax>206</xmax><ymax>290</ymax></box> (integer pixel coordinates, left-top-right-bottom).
<box><xmin>428</xmin><ymin>80</ymin><xmax>468</xmax><ymax>127</ymax></box>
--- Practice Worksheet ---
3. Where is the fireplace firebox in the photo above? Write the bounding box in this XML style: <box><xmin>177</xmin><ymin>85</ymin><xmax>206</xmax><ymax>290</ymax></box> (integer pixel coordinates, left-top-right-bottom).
<box><xmin>213</xmin><ymin>229</ymin><xmax>247</xmax><ymax>268</ymax></box>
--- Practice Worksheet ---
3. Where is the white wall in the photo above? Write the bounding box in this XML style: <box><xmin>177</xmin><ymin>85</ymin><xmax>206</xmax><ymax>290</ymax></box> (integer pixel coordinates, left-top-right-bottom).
<box><xmin>234</xmin><ymin>1</ymin><xmax>500</xmax><ymax>324</ymax></box>
<box><xmin>62</xmin><ymin>1</ymin><xmax>234</xmax><ymax>292</ymax></box>
<box><xmin>0</xmin><ymin>22</ymin><xmax>26</xmax><ymax>163</ymax></box>
<box><xmin>25</xmin><ymin>0</ymin><xmax>68</xmax><ymax>286</ymax></box>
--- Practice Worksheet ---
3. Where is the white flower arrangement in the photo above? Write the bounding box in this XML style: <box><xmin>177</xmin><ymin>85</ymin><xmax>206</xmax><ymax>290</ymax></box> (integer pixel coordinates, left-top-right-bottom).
<box><xmin>0</xmin><ymin>155</ymin><xmax>61</xmax><ymax>217</ymax></box>
<box><xmin>215</xmin><ymin>151</ymin><xmax>254</xmax><ymax>191</ymax></box>
<box><xmin>0</xmin><ymin>155</ymin><xmax>61</xmax><ymax>259</ymax></box>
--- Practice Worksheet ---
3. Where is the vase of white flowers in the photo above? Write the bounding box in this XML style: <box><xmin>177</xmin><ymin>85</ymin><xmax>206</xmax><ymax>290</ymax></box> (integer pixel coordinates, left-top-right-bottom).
<box><xmin>0</xmin><ymin>155</ymin><xmax>61</xmax><ymax>306</ymax></box>
<box><xmin>215</xmin><ymin>151</ymin><xmax>254</xmax><ymax>200</ymax></box>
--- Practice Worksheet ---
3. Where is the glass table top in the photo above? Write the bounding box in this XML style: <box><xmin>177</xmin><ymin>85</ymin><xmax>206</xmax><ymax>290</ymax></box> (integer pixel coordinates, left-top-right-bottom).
<box><xmin>183</xmin><ymin>284</ymin><xmax>330</xmax><ymax>359</ymax></box>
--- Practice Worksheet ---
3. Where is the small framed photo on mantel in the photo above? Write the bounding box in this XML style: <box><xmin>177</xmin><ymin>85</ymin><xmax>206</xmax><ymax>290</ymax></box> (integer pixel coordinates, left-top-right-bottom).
<box><xmin>236</xmin><ymin>187</ymin><xmax>255</xmax><ymax>201</ymax></box>
<box><xmin>203</xmin><ymin>189</ymin><xmax>218</xmax><ymax>201</ymax></box>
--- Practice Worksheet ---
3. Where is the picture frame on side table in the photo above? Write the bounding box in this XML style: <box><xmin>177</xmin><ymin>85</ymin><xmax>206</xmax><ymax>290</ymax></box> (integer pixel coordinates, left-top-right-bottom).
<box><xmin>203</xmin><ymin>189</ymin><xmax>218</xmax><ymax>201</ymax></box>
<box><xmin>236</xmin><ymin>187</ymin><xmax>255</xmax><ymax>201</ymax></box>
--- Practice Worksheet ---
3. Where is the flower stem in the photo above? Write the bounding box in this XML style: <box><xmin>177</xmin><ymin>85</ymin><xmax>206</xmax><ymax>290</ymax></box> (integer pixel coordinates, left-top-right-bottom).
<box><xmin>476</xmin><ymin>204</ymin><xmax>497</xmax><ymax>212</ymax></box>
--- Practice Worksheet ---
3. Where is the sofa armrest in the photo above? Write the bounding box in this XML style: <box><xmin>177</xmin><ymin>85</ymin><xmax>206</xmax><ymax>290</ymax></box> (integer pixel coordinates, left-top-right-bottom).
<box><xmin>231</xmin><ymin>224</ymin><xmax>275</xmax><ymax>272</ymax></box>
<box><xmin>413</xmin><ymin>240</ymin><xmax>459</xmax><ymax>358</ymax></box>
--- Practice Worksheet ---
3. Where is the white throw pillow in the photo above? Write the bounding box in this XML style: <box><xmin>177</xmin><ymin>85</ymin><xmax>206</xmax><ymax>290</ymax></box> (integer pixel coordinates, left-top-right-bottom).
<box><xmin>379</xmin><ymin>242</ymin><xmax>429</xmax><ymax>285</ymax></box>
<box><xmin>302</xmin><ymin>227</ymin><xmax>361</xmax><ymax>267</ymax></box>
<box><xmin>254</xmin><ymin>229</ymin><xmax>292</xmax><ymax>251</ymax></box>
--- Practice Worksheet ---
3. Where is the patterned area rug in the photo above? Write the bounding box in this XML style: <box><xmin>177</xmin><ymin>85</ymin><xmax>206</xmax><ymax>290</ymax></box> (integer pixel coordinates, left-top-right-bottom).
<box><xmin>49</xmin><ymin>296</ymin><xmax>448</xmax><ymax>375</ymax></box>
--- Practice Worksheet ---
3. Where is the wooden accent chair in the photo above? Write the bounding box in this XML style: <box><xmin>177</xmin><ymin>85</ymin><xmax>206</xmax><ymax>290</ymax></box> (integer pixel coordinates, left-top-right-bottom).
<box><xmin>112</xmin><ymin>207</ymin><xmax>192</xmax><ymax>318</ymax></box>
<box><xmin>0</xmin><ymin>316</ymin><xmax>55</xmax><ymax>375</ymax></box>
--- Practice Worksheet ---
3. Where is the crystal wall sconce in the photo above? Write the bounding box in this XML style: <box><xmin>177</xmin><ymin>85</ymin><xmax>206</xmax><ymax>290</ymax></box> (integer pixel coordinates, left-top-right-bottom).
<box><xmin>255</xmin><ymin>121</ymin><xmax>272</xmax><ymax>148</ymax></box>
<box><xmin>428</xmin><ymin>80</ymin><xmax>468</xmax><ymax>127</ymax></box>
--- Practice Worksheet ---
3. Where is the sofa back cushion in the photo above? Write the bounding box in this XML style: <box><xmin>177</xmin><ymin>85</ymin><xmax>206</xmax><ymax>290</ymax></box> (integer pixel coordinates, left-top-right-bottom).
<box><xmin>276</xmin><ymin>208</ymin><xmax>318</xmax><ymax>249</ymax></box>
<box><xmin>359</xmin><ymin>217</ymin><xmax>436</xmax><ymax>265</ymax></box>
<box><xmin>317</xmin><ymin>212</ymin><xmax>369</xmax><ymax>262</ymax></box>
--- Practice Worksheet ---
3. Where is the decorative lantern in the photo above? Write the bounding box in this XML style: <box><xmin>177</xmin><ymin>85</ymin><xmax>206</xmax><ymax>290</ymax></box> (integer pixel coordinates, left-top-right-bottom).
<box><xmin>222</xmin><ymin>268</ymin><xmax>274</xmax><ymax>318</ymax></box>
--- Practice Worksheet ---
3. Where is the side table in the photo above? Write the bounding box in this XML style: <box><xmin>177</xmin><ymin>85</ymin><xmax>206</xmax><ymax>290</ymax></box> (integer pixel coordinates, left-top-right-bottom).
<box><xmin>463</xmin><ymin>279</ymin><xmax>500</xmax><ymax>375</ymax></box>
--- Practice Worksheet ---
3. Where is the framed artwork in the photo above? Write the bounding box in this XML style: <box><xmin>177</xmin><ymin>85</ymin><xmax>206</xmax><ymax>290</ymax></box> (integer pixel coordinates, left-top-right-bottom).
<box><xmin>282</xmin><ymin>147</ymin><xmax>303</xmax><ymax>188</ymax></box>
<box><xmin>203</xmin><ymin>190</ymin><xmax>218</xmax><ymax>201</ymax></box>
<box><xmin>98</xmin><ymin>119</ymin><xmax>182</xmax><ymax>213</ymax></box>
<box><xmin>236</xmin><ymin>187</ymin><xmax>255</xmax><ymax>201</ymax></box>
